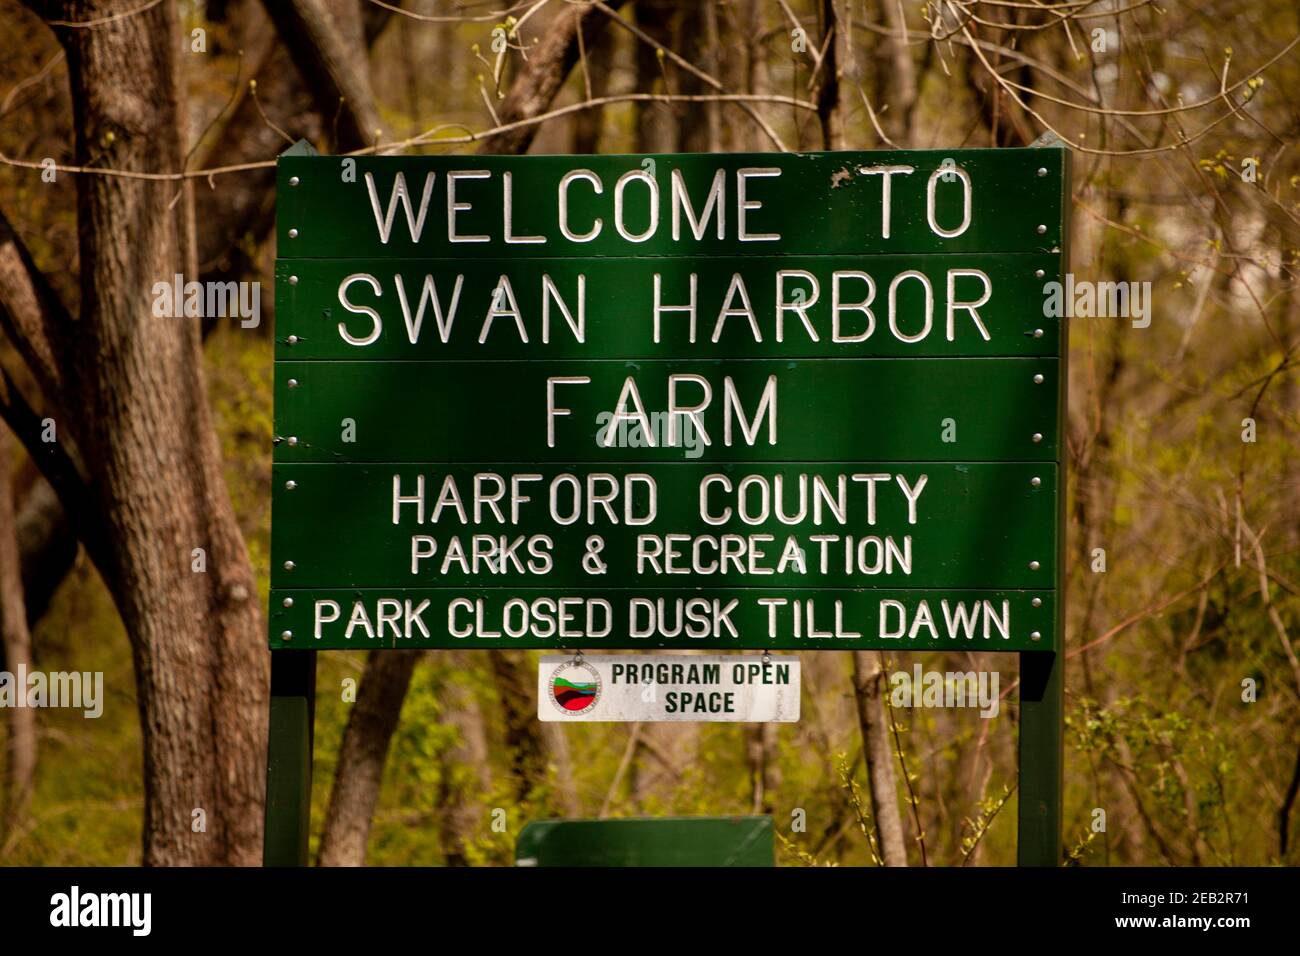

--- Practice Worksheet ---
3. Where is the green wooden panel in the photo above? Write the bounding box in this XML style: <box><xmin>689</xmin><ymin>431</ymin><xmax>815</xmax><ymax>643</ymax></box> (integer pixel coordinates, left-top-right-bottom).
<box><xmin>515</xmin><ymin>817</ymin><xmax>774</xmax><ymax>867</ymax></box>
<box><xmin>272</xmin><ymin>358</ymin><xmax>1058</xmax><ymax>463</ymax></box>
<box><xmin>277</xmin><ymin>150</ymin><xmax>1064</xmax><ymax>259</ymax></box>
<box><xmin>269</xmin><ymin>462</ymin><xmax>1055</xmax><ymax>589</ymax></box>
<box><xmin>268</xmin><ymin>145</ymin><xmax>1067</xmax><ymax>667</ymax></box>
<box><xmin>268</xmin><ymin>586</ymin><xmax>1055</xmax><ymax>651</ymax></box>
<box><xmin>272</xmin><ymin>254</ymin><xmax>1061</xmax><ymax>360</ymax></box>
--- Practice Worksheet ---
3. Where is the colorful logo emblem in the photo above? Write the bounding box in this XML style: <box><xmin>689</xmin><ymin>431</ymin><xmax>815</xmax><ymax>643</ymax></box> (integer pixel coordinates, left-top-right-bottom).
<box><xmin>548</xmin><ymin>660</ymin><xmax>601</xmax><ymax>716</ymax></box>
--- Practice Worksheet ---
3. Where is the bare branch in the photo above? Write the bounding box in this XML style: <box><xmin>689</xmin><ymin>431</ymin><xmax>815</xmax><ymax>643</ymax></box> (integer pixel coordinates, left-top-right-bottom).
<box><xmin>0</xmin><ymin>206</ymin><xmax>70</xmax><ymax>399</ymax></box>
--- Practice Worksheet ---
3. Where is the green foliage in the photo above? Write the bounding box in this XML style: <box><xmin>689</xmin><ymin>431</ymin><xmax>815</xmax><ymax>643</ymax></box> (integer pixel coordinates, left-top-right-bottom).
<box><xmin>1067</xmin><ymin>697</ymin><xmax>1240</xmax><ymax>865</ymax></box>
<box><xmin>1</xmin><ymin>566</ymin><xmax>140</xmax><ymax>864</ymax></box>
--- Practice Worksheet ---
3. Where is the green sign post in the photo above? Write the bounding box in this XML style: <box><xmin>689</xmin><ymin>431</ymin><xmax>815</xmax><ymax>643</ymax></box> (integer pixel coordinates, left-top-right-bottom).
<box><xmin>264</xmin><ymin>139</ymin><xmax>1068</xmax><ymax>866</ymax></box>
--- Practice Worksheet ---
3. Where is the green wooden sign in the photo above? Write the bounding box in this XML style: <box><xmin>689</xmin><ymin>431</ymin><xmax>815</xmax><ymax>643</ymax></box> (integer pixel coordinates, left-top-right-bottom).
<box><xmin>264</xmin><ymin>141</ymin><xmax>1068</xmax><ymax>868</ymax></box>
<box><xmin>516</xmin><ymin>816</ymin><xmax>774</xmax><ymax>867</ymax></box>
<box><xmin>270</xmin><ymin>148</ymin><xmax>1064</xmax><ymax>653</ymax></box>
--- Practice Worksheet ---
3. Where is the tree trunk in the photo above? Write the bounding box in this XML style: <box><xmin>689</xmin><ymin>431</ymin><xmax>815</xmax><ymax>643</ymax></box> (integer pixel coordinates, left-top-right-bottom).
<box><xmin>0</xmin><ymin>425</ymin><xmax>36</xmax><ymax>833</ymax></box>
<box><xmin>721</xmin><ymin>0</ymin><xmax>762</xmax><ymax>152</ymax></box>
<box><xmin>13</xmin><ymin>0</ymin><xmax>382</xmax><ymax>661</ymax></box>
<box><xmin>817</xmin><ymin>0</ymin><xmax>845</xmax><ymax>150</ymax></box>
<box><xmin>569</xmin><ymin>16</ymin><xmax>615</xmax><ymax>154</ymax></box>
<box><xmin>876</xmin><ymin>0</ymin><xmax>918</xmax><ymax>144</ymax></box>
<box><xmin>259</xmin><ymin>0</ymin><xmax>381</xmax><ymax>151</ymax></box>
<box><xmin>52</xmin><ymin>0</ymin><xmax>268</xmax><ymax>865</ymax></box>
<box><xmin>489</xmin><ymin>651</ymin><xmax>579</xmax><ymax>814</ymax></box>
<box><xmin>436</xmin><ymin>656</ymin><xmax>492</xmax><ymax>866</ymax></box>
<box><xmin>850</xmin><ymin>651</ymin><xmax>908</xmax><ymax>865</ymax></box>
<box><xmin>746</xmin><ymin>722</ymin><xmax>778</xmax><ymax>814</ymax></box>
<box><xmin>15</xmin><ymin>475</ymin><xmax>73</xmax><ymax>628</ymax></box>
<box><xmin>317</xmin><ymin>651</ymin><xmax>419</xmax><ymax>865</ymax></box>
<box><xmin>482</xmin><ymin>0</ymin><xmax>626</xmax><ymax>157</ymax></box>
<box><xmin>634</xmin><ymin>0</ymin><xmax>679</xmax><ymax>153</ymax></box>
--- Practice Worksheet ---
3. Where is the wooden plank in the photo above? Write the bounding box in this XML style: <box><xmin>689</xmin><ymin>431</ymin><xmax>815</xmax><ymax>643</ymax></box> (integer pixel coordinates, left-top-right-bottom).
<box><xmin>272</xmin><ymin>253</ymin><xmax>1061</xmax><ymax>360</ymax></box>
<box><xmin>269</xmin><ymin>461</ymin><xmax>1056</xmax><ymax>589</ymax></box>
<box><xmin>276</xmin><ymin>149</ymin><xmax>1065</xmax><ymax>259</ymax></box>
<box><xmin>272</xmin><ymin>358</ymin><xmax>1059</xmax><ymax>463</ymax></box>
<box><xmin>268</xmin><ymin>586</ymin><xmax>1055</xmax><ymax>651</ymax></box>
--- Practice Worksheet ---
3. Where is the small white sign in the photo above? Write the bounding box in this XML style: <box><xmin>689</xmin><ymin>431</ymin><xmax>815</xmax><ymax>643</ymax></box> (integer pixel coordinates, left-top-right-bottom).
<box><xmin>538</xmin><ymin>655</ymin><xmax>800</xmax><ymax>722</ymax></box>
